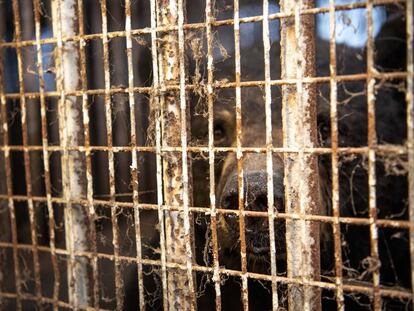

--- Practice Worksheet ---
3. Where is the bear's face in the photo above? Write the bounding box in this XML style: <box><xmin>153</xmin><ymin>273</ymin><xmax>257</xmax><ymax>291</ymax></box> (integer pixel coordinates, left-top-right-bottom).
<box><xmin>183</xmin><ymin>11</ymin><xmax>409</xmax><ymax>305</ymax></box>
<box><xmin>207</xmin><ymin>87</ymin><xmax>326</xmax><ymax>271</ymax></box>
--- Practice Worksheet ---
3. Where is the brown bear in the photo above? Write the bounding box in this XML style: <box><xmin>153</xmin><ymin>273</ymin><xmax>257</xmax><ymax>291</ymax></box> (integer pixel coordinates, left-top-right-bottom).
<box><xmin>124</xmin><ymin>3</ymin><xmax>410</xmax><ymax>311</ymax></box>
<box><xmin>190</xmin><ymin>9</ymin><xmax>410</xmax><ymax>311</ymax></box>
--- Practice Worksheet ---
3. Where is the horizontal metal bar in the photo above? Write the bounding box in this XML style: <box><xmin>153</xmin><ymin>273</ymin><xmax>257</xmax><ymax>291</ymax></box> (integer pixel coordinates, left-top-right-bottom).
<box><xmin>0</xmin><ymin>71</ymin><xmax>408</xmax><ymax>99</ymax></box>
<box><xmin>0</xmin><ymin>0</ymin><xmax>404</xmax><ymax>49</ymax></box>
<box><xmin>0</xmin><ymin>144</ymin><xmax>409</xmax><ymax>155</ymax></box>
<box><xmin>0</xmin><ymin>194</ymin><xmax>411</xmax><ymax>229</ymax></box>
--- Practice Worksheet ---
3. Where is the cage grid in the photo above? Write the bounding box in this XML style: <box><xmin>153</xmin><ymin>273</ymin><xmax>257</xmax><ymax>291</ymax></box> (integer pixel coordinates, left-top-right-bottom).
<box><xmin>0</xmin><ymin>0</ymin><xmax>413</xmax><ymax>310</ymax></box>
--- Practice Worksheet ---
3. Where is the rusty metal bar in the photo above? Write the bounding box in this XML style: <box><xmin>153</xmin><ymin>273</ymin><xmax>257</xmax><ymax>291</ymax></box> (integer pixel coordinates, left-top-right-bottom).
<box><xmin>406</xmin><ymin>0</ymin><xmax>414</xmax><ymax>303</ymax></box>
<box><xmin>1</xmin><ymin>192</ymin><xmax>414</xmax><ymax>228</ymax></box>
<box><xmin>262</xmin><ymin>1</ymin><xmax>278</xmax><ymax>309</ymax></box>
<box><xmin>125</xmin><ymin>0</ymin><xmax>146</xmax><ymax>310</ymax></box>
<box><xmin>0</xmin><ymin>1</ymin><xmax>8</xmax><ymax>273</ymax></box>
<box><xmin>33</xmin><ymin>0</ymin><xmax>60</xmax><ymax>309</ymax></box>
<box><xmin>0</xmin><ymin>70</ymin><xmax>409</xmax><ymax>100</ymax></box>
<box><xmin>0</xmin><ymin>193</ymin><xmax>412</xmax><ymax>228</ymax></box>
<box><xmin>149</xmin><ymin>0</ymin><xmax>169</xmax><ymax>309</ymax></box>
<box><xmin>0</xmin><ymin>0</ymin><xmax>406</xmax><ymax>50</ymax></box>
<box><xmin>233</xmin><ymin>1</ymin><xmax>249</xmax><ymax>310</ymax></box>
<box><xmin>0</xmin><ymin>144</ymin><xmax>410</xmax><ymax>155</ymax></box>
<box><xmin>11</xmin><ymin>0</ymin><xmax>42</xmax><ymax>306</ymax></box>
<box><xmin>76</xmin><ymin>0</ymin><xmax>99</xmax><ymax>308</ymax></box>
<box><xmin>21</xmin><ymin>0</ymin><xmax>45</xmax><ymax>253</ymax></box>
<box><xmin>280</xmin><ymin>0</ymin><xmax>321</xmax><ymax>310</ymax></box>
<box><xmin>328</xmin><ymin>1</ymin><xmax>344</xmax><ymax>310</ymax></box>
<box><xmin>205</xmin><ymin>0</ymin><xmax>222</xmax><ymax>310</ymax></box>
<box><xmin>0</xmin><ymin>292</ymin><xmax>75</xmax><ymax>309</ymax></box>
<box><xmin>177</xmin><ymin>0</ymin><xmax>197</xmax><ymax>307</ymax></box>
<box><xmin>154</xmin><ymin>0</ymin><xmax>197</xmax><ymax>309</ymax></box>
<box><xmin>99</xmin><ymin>2</ymin><xmax>124</xmax><ymax>309</ymax></box>
<box><xmin>0</xmin><ymin>8</ymin><xmax>7</xmax><ymax>264</ymax></box>
<box><xmin>51</xmin><ymin>0</ymin><xmax>89</xmax><ymax>307</ymax></box>
<box><xmin>366</xmin><ymin>0</ymin><xmax>381</xmax><ymax>309</ymax></box>
<box><xmin>0</xmin><ymin>12</ymin><xmax>22</xmax><ymax>311</ymax></box>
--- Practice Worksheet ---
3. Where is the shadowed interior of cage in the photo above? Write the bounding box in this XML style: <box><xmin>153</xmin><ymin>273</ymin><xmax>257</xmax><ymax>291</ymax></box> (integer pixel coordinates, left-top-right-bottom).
<box><xmin>0</xmin><ymin>0</ymin><xmax>412</xmax><ymax>311</ymax></box>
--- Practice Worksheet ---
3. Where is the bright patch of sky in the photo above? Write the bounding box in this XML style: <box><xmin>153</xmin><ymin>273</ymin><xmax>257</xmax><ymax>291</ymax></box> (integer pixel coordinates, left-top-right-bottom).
<box><xmin>316</xmin><ymin>0</ymin><xmax>386</xmax><ymax>48</ymax></box>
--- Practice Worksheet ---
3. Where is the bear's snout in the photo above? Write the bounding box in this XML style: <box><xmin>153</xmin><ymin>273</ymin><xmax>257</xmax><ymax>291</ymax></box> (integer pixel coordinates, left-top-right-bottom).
<box><xmin>217</xmin><ymin>153</ymin><xmax>285</xmax><ymax>259</ymax></box>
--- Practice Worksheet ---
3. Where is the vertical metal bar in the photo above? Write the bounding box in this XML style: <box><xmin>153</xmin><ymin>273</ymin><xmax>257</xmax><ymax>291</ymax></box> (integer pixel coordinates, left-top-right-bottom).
<box><xmin>262</xmin><ymin>1</ymin><xmax>278</xmax><ymax>310</ymax></box>
<box><xmin>293</xmin><ymin>2</ymin><xmax>321</xmax><ymax>309</ymax></box>
<box><xmin>155</xmin><ymin>0</ymin><xmax>196</xmax><ymax>309</ymax></box>
<box><xmin>366</xmin><ymin>1</ymin><xmax>381</xmax><ymax>309</ymax></box>
<box><xmin>76</xmin><ymin>0</ymin><xmax>99</xmax><ymax>308</ymax></box>
<box><xmin>406</xmin><ymin>0</ymin><xmax>414</xmax><ymax>304</ymax></box>
<box><xmin>108</xmin><ymin>1</ymin><xmax>130</xmax><ymax>202</ymax></box>
<box><xmin>99</xmin><ymin>2</ymin><xmax>123</xmax><ymax>309</ymax></box>
<box><xmin>51</xmin><ymin>0</ymin><xmax>89</xmax><ymax>307</ymax></box>
<box><xmin>21</xmin><ymin>0</ymin><xmax>44</xmax><ymax>244</ymax></box>
<box><xmin>125</xmin><ymin>1</ymin><xmax>146</xmax><ymax>309</ymax></box>
<box><xmin>328</xmin><ymin>1</ymin><xmax>344</xmax><ymax>310</ymax></box>
<box><xmin>177</xmin><ymin>0</ymin><xmax>197</xmax><ymax>309</ymax></box>
<box><xmin>0</xmin><ymin>0</ymin><xmax>8</xmax><ymax>249</ymax></box>
<box><xmin>233</xmin><ymin>1</ymin><xmax>249</xmax><ymax>310</ymax></box>
<box><xmin>149</xmin><ymin>0</ymin><xmax>169</xmax><ymax>309</ymax></box>
<box><xmin>33</xmin><ymin>0</ymin><xmax>60</xmax><ymax>309</ymax></box>
<box><xmin>205</xmin><ymin>0</ymin><xmax>222</xmax><ymax>309</ymax></box>
<box><xmin>0</xmin><ymin>14</ymin><xmax>22</xmax><ymax>311</ymax></box>
<box><xmin>279</xmin><ymin>0</ymin><xmax>321</xmax><ymax>310</ymax></box>
<box><xmin>11</xmin><ymin>0</ymin><xmax>42</xmax><ymax>305</ymax></box>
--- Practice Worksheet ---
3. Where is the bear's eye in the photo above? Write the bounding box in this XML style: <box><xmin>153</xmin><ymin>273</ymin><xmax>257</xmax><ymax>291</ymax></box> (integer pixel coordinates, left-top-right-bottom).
<box><xmin>214</xmin><ymin>123</ymin><xmax>226</xmax><ymax>143</ymax></box>
<box><xmin>317</xmin><ymin>119</ymin><xmax>330</xmax><ymax>145</ymax></box>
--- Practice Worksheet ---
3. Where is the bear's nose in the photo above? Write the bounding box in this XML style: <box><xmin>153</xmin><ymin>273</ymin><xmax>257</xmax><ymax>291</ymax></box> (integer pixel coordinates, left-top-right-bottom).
<box><xmin>220</xmin><ymin>171</ymin><xmax>283</xmax><ymax>212</ymax></box>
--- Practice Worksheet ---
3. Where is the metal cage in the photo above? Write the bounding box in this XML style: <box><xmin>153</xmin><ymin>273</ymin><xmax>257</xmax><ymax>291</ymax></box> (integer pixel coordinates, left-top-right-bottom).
<box><xmin>0</xmin><ymin>0</ymin><xmax>413</xmax><ymax>310</ymax></box>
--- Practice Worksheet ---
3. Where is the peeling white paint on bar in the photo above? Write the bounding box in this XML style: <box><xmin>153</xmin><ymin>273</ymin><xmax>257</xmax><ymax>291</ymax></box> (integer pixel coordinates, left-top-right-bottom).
<box><xmin>51</xmin><ymin>0</ymin><xmax>89</xmax><ymax>308</ymax></box>
<box><xmin>152</xmin><ymin>0</ymin><xmax>196</xmax><ymax>309</ymax></box>
<box><xmin>124</xmin><ymin>1</ymin><xmax>146</xmax><ymax>309</ymax></box>
<box><xmin>204</xmin><ymin>0</ymin><xmax>223</xmax><ymax>309</ymax></box>
<box><xmin>280</xmin><ymin>0</ymin><xmax>322</xmax><ymax>310</ymax></box>
<box><xmin>149</xmin><ymin>0</ymin><xmax>169</xmax><ymax>309</ymax></box>
<box><xmin>263</xmin><ymin>0</ymin><xmax>279</xmax><ymax>309</ymax></box>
